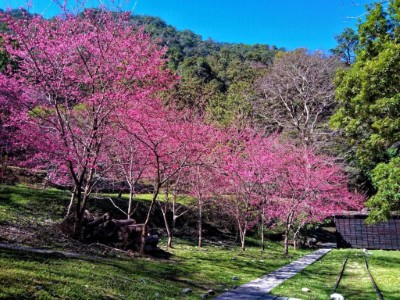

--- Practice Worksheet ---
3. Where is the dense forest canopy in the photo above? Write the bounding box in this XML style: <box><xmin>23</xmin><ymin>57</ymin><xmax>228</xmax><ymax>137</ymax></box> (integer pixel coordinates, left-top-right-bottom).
<box><xmin>129</xmin><ymin>15</ymin><xmax>282</xmax><ymax>124</ymax></box>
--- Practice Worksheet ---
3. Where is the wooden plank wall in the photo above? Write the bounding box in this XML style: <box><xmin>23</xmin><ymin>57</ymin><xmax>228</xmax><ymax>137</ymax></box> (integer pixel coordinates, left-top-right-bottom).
<box><xmin>335</xmin><ymin>215</ymin><xmax>400</xmax><ymax>250</ymax></box>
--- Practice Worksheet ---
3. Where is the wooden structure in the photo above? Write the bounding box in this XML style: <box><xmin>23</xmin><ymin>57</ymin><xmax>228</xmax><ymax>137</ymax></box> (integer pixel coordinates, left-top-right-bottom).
<box><xmin>334</xmin><ymin>212</ymin><xmax>400</xmax><ymax>250</ymax></box>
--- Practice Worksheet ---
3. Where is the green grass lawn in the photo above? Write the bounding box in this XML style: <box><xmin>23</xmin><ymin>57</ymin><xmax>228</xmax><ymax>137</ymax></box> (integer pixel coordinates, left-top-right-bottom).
<box><xmin>0</xmin><ymin>185</ymin><xmax>191</xmax><ymax>226</ymax></box>
<box><xmin>0</xmin><ymin>239</ymin><xmax>310</xmax><ymax>300</ymax></box>
<box><xmin>271</xmin><ymin>249</ymin><xmax>400</xmax><ymax>300</ymax></box>
<box><xmin>0</xmin><ymin>185</ymin><xmax>69</xmax><ymax>224</ymax></box>
<box><xmin>99</xmin><ymin>192</ymin><xmax>194</xmax><ymax>205</ymax></box>
<box><xmin>0</xmin><ymin>184</ymin><xmax>309</xmax><ymax>299</ymax></box>
<box><xmin>1</xmin><ymin>185</ymin><xmax>399</xmax><ymax>300</ymax></box>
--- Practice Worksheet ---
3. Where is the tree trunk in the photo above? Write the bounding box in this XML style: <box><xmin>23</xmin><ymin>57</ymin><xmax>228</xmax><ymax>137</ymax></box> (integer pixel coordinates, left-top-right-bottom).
<box><xmin>161</xmin><ymin>207</ymin><xmax>172</xmax><ymax>249</ymax></box>
<box><xmin>160</xmin><ymin>184</ymin><xmax>175</xmax><ymax>249</ymax></box>
<box><xmin>284</xmin><ymin>211</ymin><xmax>294</xmax><ymax>256</ymax></box>
<box><xmin>198</xmin><ymin>197</ymin><xmax>203</xmax><ymax>248</ymax></box>
<box><xmin>293</xmin><ymin>233</ymin><xmax>298</xmax><ymax>250</ymax></box>
<box><xmin>170</xmin><ymin>210</ymin><xmax>177</xmax><ymax>248</ymax></box>
<box><xmin>73</xmin><ymin>185</ymin><xmax>83</xmax><ymax>238</ymax></box>
<box><xmin>65</xmin><ymin>187</ymin><xmax>77</xmax><ymax>219</ymax></box>
<box><xmin>284</xmin><ymin>228</ymin><xmax>289</xmax><ymax>256</ymax></box>
<box><xmin>75</xmin><ymin>167</ymin><xmax>96</xmax><ymax>237</ymax></box>
<box><xmin>241</xmin><ymin>227</ymin><xmax>247</xmax><ymax>251</ymax></box>
<box><xmin>159</xmin><ymin>188</ymin><xmax>173</xmax><ymax>249</ymax></box>
<box><xmin>261</xmin><ymin>207</ymin><xmax>265</xmax><ymax>251</ymax></box>
<box><xmin>127</xmin><ymin>189</ymin><xmax>134</xmax><ymax>220</ymax></box>
<box><xmin>237</xmin><ymin>217</ymin><xmax>247</xmax><ymax>252</ymax></box>
<box><xmin>293</xmin><ymin>224</ymin><xmax>303</xmax><ymax>251</ymax></box>
<box><xmin>139</xmin><ymin>184</ymin><xmax>159</xmax><ymax>255</ymax></box>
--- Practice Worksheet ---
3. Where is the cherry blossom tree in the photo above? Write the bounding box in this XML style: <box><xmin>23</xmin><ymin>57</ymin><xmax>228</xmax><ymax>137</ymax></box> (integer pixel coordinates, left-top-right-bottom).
<box><xmin>155</xmin><ymin>118</ymin><xmax>215</xmax><ymax>249</ymax></box>
<box><xmin>103</xmin><ymin>129</ymin><xmax>150</xmax><ymax>219</ymax></box>
<box><xmin>219</xmin><ymin>128</ymin><xmax>276</xmax><ymax>251</ymax></box>
<box><xmin>0</xmin><ymin>9</ymin><xmax>173</xmax><ymax>236</ymax></box>
<box><xmin>158</xmin><ymin>172</ymin><xmax>190</xmax><ymax>249</ymax></box>
<box><xmin>269</xmin><ymin>143</ymin><xmax>364</xmax><ymax>255</ymax></box>
<box><xmin>119</xmin><ymin>105</ymin><xmax>212</xmax><ymax>253</ymax></box>
<box><xmin>0</xmin><ymin>75</ymin><xmax>23</xmax><ymax>182</ymax></box>
<box><xmin>245</xmin><ymin>136</ymin><xmax>279</xmax><ymax>251</ymax></box>
<box><xmin>216</xmin><ymin>127</ymin><xmax>363</xmax><ymax>253</ymax></box>
<box><xmin>187</xmin><ymin>163</ymin><xmax>221</xmax><ymax>248</ymax></box>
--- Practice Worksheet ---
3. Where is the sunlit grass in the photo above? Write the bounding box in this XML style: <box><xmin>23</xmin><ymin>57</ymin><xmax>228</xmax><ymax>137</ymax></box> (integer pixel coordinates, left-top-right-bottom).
<box><xmin>100</xmin><ymin>192</ymin><xmax>194</xmax><ymax>205</ymax></box>
<box><xmin>0</xmin><ymin>185</ymin><xmax>69</xmax><ymax>224</ymax></box>
<box><xmin>0</xmin><ymin>238</ymin><xmax>310</xmax><ymax>299</ymax></box>
<box><xmin>271</xmin><ymin>249</ymin><xmax>400</xmax><ymax>300</ymax></box>
<box><xmin>0</xmin><ymin>185</ymin><xmax>192</xmax><ymax>225</ymax></box>
<box><xmin>0</xmin><ymin>184</ymin><xmax>310</xmax><ymax>299</ymax></box>
<box><xmin>2</xmin><ymin>185</ymin><xmax>398</xmax><ymax>299</ymax></box>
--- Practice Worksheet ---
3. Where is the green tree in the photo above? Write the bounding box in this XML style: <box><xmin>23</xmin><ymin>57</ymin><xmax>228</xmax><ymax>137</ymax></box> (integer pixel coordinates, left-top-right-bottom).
<box><xmin>331</xmin><ymin>0</ymin><xmax>400</xmax><ymax>221</ymax></box>
<box><xmin>128</xmin><ymin>14</ymin><xmax>278</xmax><ymax>125</ymax></box>
<box><xmin>208</xmin><ymin>81</ymin><xmax>254</xmax><ymax>125</ymax></box>
<box><xmin>367</xmin><ymin>157</ymin><xmax>400</xmax><ymax>223</ymax></box>
<box><xmin>331</xmin><ymin>27</ymin><xmax>359</xmax><ymax>65</ymax></box>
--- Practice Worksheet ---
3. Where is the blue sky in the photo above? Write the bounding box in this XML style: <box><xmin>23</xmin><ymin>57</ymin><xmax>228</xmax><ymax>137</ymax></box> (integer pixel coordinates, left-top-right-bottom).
<box><xmin>0</xmin><ymin>0</ymin><xmax>368</xmax><ymax>51</ymax></box>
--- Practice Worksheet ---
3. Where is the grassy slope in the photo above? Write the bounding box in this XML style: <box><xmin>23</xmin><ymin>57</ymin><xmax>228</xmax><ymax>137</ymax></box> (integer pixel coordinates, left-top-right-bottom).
<box><xmin>0</xmin><ymin>185</ymin><xmax>69</xmax><ymax>224</ymax></box>
<box><xmin>271</xmin><ymin>249</ymin><xmax>400</xmax><ymax>300</ymax></box>
<box><xmin>0</xmin><ymin>240</ymin><xmax>308</xmax><ymax>300</ymax></box>
<box><xmin>0</xmin><ymin>185</ymin><xmax>309</xmax><ymax>299</ymax></box>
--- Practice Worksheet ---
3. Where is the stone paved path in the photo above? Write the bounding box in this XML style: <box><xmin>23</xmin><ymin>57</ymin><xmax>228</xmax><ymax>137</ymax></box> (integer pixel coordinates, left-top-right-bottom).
<box><xmin>214</xmin><ymin>248</ymin><xmax>332</xmax><ymax>300</ymax></box>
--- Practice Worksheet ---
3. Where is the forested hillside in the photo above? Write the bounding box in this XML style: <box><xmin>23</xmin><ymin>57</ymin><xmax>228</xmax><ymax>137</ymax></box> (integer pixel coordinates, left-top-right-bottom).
<box><xmin>130</xmin><ymin>15</ymin><xmax>282</xmax><ymax>124</ymax></box>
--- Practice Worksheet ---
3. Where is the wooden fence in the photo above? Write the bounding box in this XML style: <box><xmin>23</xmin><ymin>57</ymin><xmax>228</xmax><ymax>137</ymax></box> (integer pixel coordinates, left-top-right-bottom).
<box><xmin>334</xmin><ymin>213</ymin><xmax>400</xmax><ymax>250</ymax></box>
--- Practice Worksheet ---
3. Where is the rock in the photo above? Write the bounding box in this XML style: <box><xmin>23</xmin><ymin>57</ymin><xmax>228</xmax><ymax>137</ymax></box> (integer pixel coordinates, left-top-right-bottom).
<box><xmin>232</xmin><ymin>276</ymin><xmax>239</xmax><ymax>280</ymax></box>
<box><xmin>207</xmin><ymin>290</ymin><xmax>215</xmax><ymax>295</ymax></box>
<box><xmin>301</xmin><ymin>287</ymin><xmax>311</xmax><ymax>292</ymax></box>
<box><xmin>231</xmin><ymin>257</ymin><xmax>237</xmax><ymax>260</ymax></box>
<box><xmin>200</xmin><ymin>294</ymin><xmax>208</xmax><ymax>299</ymax></box>
<box><xmin>182</xmin><ymin>288</ymin><xmax>192</xmax><ymax>294</ymax></box>
<box><xmin>330</xmin><ymin>293</ymin><xmax>344</xmax><ymax>300</ymax></box>
<box><xmin>154</xmin><ymin>292</ymin><xmax>160</xmax><ymax>297</ymax></box>
<box><xmin>232</xmin><ymin>285</ymin><xmax>238</xmax><ymax>289</ymax></box>
<box><xmin>307</xmin><ymin>237</ymin><xmax>318</xmax><ymax>246</ymax></box>
<box><xmin>363</xmin><ymin>248</ymin><xmax>372</xmax><ymax>255</ymax></box>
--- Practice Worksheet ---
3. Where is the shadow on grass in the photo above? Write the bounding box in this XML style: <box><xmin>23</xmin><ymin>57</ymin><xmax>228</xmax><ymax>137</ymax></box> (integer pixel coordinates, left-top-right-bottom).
<box><xmin>0</xmin><ymin>185</ymin><xmax>69</xmax><ymax>222</ymax></box>
<box><xmin>0</xmin><ymin>246</ymin><xmax>214</xmax><ymax>299</ymax></box>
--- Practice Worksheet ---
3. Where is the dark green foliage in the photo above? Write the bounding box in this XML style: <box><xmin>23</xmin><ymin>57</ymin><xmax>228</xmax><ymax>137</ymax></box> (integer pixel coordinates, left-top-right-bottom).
<box><xmin>366</xmin><ymin>157</ymin><xmax>400</xmax><ymax>223</ymax></box>
<box><xmin>331</xmin><ymin>0</ymin><xmax>400</xmax><ymax>221</ymax></box>
<box><xmin>331</xmin><ymin>27</ymin><xmax>359</xmax><ymax>65</ymax></box>
<box><xmin>130</xmin><ymin>15</ymin><xmax>280</xmax><ymax>124</ymax></box>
